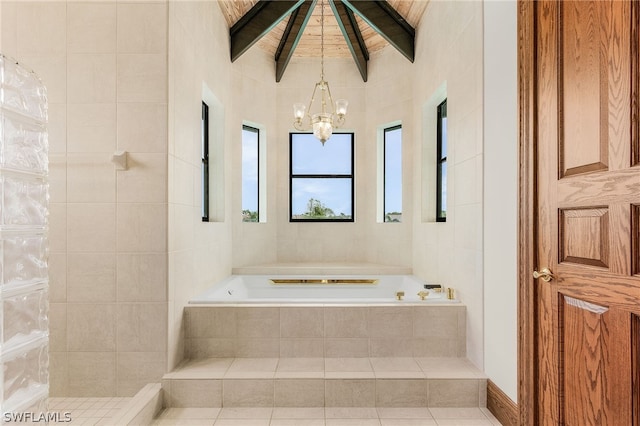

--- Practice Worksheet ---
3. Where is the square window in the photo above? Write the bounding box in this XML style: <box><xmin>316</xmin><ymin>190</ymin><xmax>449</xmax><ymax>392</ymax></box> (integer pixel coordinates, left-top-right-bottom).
<box><xmin>290</xmin><ymin>133</ymin><xmax>354</xmax><ymax>222</ymax></box>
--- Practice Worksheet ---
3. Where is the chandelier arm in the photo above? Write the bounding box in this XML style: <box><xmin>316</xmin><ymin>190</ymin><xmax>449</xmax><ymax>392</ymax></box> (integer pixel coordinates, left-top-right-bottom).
<box><xmin>307</xmin><ymin>82</ymin><xmax>320</xmax><ymax>123</ymax></box>
<box><xmin>324</xmin><ymin>81</ymin><xmax>336</xmax><ymax>116</ymax></box>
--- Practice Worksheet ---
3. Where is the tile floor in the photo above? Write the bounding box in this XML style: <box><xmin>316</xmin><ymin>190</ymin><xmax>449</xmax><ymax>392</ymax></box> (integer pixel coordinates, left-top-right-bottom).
<box><xmin>47</xmin><ymin>397</ymin><xmax>131</xmax><ymax>425</ymax></box>
<box><xmin>165</xmin><ymin>357</ymin><xmax>487</xmax><ymax>380</ymax></box>
<box><xmin>152</xmin><ymin>406</ymin><xmax>504</xmax><ymax>425</ymax></box>
<box><xmin>46</xmin><ymin>398</ymin><xmax>503</xmax><ymax>425</ymax></box>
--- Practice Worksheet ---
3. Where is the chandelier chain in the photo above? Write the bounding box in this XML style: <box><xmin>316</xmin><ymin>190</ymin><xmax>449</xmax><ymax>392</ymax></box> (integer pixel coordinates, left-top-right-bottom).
<box><xmin>320</xmin><ymin>0</ymin><xmax>324</xmax><ymax>80</ymax></box>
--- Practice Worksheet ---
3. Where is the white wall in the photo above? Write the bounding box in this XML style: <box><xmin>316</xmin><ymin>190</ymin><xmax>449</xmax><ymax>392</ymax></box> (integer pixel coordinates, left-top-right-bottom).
<box><xmin>483</xmin><ymin>0</ymin><xmax>518</xmax><ymax>402</ymax></box>
<box><xmin>412</xmin><ymin>0</ymin><xmax>485</xmax><ymax>368</ymax></box>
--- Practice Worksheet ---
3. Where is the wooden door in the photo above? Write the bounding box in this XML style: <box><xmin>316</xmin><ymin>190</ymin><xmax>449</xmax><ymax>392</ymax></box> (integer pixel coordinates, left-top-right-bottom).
<box><xmin>520</xmin><ymin>0</ymin><xmax>640</xmax><ymax>424</ymax></box>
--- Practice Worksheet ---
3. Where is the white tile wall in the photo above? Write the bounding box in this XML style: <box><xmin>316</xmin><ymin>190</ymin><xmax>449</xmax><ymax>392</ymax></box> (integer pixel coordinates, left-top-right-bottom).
<box><xmin>411</xmin><ymin>0</ymin><xmax>485</xmax><ymax>369</ymax></box>
<box><xmin>1</xmin><ymin>0</ymin><xmax>169</xmax><ymax>397</ymax></box>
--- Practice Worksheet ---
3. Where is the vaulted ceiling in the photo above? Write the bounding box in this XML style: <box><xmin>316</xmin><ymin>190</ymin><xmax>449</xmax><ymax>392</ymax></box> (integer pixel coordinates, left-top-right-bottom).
<box><xmin>217</xmin><ymin>0</ymin><xmax>429</xmax><ymax>82</ymax></box>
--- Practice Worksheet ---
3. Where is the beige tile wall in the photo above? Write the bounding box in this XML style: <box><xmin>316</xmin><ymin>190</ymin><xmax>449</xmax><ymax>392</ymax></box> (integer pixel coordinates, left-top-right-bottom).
<box><xmin>184</xmin><ymin>305</ymin><xmax>466</xmax><ymax>359</ymax></box>
<box><xmin>0</xmin><ymin>1</ymin><xmax>169</xmax><ymax>396</ymax></box>
<box><xmin>167</xmin><ymin>1</ymin><xmax>235</xmax><ymax>370</ymax></box>
<box><xmin>411</xmin><ymin>0</ymin><xmax>485</xmax><ymax>369</ymax></box>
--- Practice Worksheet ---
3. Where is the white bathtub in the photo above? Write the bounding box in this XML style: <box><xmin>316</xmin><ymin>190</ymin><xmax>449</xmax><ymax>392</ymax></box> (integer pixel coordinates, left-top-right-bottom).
<box><xmin>189</xmin><ymin>274</ymin><xmax>458</xmax><ymax>305</ymax></box>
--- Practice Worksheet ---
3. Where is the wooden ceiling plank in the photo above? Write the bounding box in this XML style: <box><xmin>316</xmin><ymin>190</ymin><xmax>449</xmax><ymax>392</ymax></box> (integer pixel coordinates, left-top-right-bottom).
<box><xmin>342</xmin><ymin>0</ymin><xmax>415</xmax><ymax>62</ymax></box>
<box><xmin>329</xmin><ymin>0</ymin><xmax>369</xmax><ymax>81</ymax></box>
<box><xmin>230</xmin><ymin>0</ymin><xmax>305</xmax><ymax>62</ymax></box>
<box><xmin>275</xmin><ymin>0</ymin><xmax>318</xmax><ymax>82</ymax></box>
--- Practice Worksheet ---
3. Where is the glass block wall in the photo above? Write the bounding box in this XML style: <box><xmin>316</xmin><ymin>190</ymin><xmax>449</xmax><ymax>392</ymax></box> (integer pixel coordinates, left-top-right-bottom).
<box><xmin>0</xmin><ymin>54</ymin><xmax>49</xmax><ymax>416</ymax></box>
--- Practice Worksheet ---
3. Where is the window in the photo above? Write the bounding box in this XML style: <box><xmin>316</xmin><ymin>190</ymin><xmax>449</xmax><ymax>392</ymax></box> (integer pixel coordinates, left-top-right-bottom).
<box><xmin>242</xmin><ymin>125</ymin><xmax>259</xmax><ymax>222</ymax></box>
<box><xmin>436</xmin><ymin>99</ymin><xmax>447</xmax><ymax>222</ymax></box>
<box><xmin>383</xmin><ymin>125</ymin><xmax>402</xmax><ymax>222</ymax></box>
<box><xmin>201</xmin><ymin>102</ymin><xmax>209</xmax><ymax>222</ymax></box>
<box><xmin>290</xmin><ymin>133</ymin><xmax>354</xmax><ymax>222</ymax></box>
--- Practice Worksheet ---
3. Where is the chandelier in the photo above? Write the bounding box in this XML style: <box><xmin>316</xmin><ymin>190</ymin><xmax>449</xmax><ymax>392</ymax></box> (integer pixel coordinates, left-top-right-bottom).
<box><xmin>292</xmin><ymin>0</ymin><xmax>348</xmax><ymax>145</ymax></box>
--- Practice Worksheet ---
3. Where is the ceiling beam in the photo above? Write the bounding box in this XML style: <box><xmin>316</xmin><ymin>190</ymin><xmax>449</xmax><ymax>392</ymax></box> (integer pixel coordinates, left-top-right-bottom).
<box><xmin>341</xmin><ymin>0</ymin><xmax>415</xmax><ymax>62</ymax></box>
<box><xmin>329</xmin><ymin>0</ymin><xmax>369</xmax><ymax>82</ymax></box>
<box><xmin>275</xmin><ymin>0</ymin><xmax>317</xmax><ymax>82</ymax></box>
<box><xmin>230</xmin><ymin>0</ymin><xmax>305</xmax><ymax>62</ymax></box>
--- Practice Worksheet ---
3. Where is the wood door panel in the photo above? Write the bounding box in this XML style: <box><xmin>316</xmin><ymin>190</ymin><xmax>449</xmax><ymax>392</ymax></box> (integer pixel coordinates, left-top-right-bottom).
<box><xmin>560</xmin><ymin>296</ymin><xmax>632</xmax><ymax>425</ymax></box>
<box><xmin>557</xmin><ymin>268</ymin><xmax>640</xmax><ymax>314</ymax></box>
<box><xmin>633</xmin><ymin>205</ymin><xmax>640</xmax><ymax>275</ymax></box>
<box><xmin>557</xmin><ymin>169</ymin><xmax>640</xmax><ymax>207</ymax></box>
<box><xmin>632</xmin><ymin>1</ymin><xmax>640</xmax><ymax>167</ymax></box>
<box><xmin>559</xmin><ymin>207</ymin><xmax>609</xmax><ymax>268</ymax></box>
<box><xmin>559</xmin><ymin>1</ymin><xmax>609</xmax><ymax>177</ymax></box>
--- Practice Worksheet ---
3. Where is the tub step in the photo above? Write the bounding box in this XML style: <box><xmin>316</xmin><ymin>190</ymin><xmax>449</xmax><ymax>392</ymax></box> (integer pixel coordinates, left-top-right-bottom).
<box><xmin>161</xmin><ymin>357</ymin><xmax>486</xmax><ymax>408</ymax></box>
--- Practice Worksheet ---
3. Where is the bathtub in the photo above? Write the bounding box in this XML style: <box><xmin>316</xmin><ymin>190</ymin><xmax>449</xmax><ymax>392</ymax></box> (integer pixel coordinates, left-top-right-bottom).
<box><xmin>189</xmin><ymin>274</ymin><xmax>459</xmax><ymax>305</ymax></box>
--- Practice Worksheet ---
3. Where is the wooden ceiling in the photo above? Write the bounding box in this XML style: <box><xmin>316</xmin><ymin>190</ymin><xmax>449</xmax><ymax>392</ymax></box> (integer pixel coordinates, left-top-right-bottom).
<box><xmin>218</xmin><ymin>0</ymin><xmax>429</xmax><ymax>81</ymax></box>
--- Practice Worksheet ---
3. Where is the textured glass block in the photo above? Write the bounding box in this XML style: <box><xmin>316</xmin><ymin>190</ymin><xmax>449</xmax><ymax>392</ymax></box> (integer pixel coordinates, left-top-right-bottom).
<box><xmin>0</xmin><ymin>114</ymin><xmax>48</xmax><ymax>174</ymax></box>
<box><xmin>2</xmin><ymin>343</ymin><xmax>49</xmax><ymax>411</ymax></box>
<box><xmin>0</xmin><ymin>234</ymin><xmax>48</xmax><ymax>286</ymax></box>
<box><xmin>0</xmin><ymin>176</ymin><xmax>48</xmax><ymax>228</ymax></box>
<box><xmin>2</xmin><ymin>287</ymin><xmax>48</xmax><ymax>349</ymax></box>
<box><xmin>0</xmin><ymin>56</ymin><xmax>48</xmax><ymax>122</ymax></box>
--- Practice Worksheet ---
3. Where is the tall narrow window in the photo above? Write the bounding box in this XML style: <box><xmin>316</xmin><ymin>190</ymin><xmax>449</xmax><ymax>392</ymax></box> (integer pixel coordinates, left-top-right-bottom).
<box><xmin>436</xmin><ymin>99</ymin><xmax>447</xmax><ymax>222</ymax></box>
<box><xmin>242</xmin><ymin>125</ymin><xmax>259</xmax><ymax>222</ymax></box>
<box><xmin>290</xmin><ymin>133</ymin><xmax>354</xmax><ymax>222</ymax></box>
<box><xmin>201</xmin><ymin>102</ymin><xmax>209</xmax><ymax>222</ymax></box>
<box><xmin>384</xmin><ymin>125</ymin><xmax>402</xmax><ymax>222</ymax></box>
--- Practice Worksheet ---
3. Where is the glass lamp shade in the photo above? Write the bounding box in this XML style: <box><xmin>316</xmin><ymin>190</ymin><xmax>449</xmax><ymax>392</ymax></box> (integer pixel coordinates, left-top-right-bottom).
<box><xmin>312</xmin><ymin>113</ymin><xmax>333</xmax><ymax>144</ymax></box>
<box><xmin>293</xmin><ymin>103</ymin><xmax>306</xmax><ymax>120</ymax></box>
<box><xmin>335</xmin><ymin>99</ymin><xmax>348</xmax><ymax>117</ymax></box>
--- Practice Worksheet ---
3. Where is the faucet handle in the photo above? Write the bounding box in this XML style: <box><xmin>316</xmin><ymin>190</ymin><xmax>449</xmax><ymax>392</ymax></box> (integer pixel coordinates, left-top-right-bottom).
<box><xmin>417</xmin><ymin>290</ymin><xmax>429</xmax><ymax>300</ymax></box>
<box><xmin>395</xmin><ymin>291</ymin><xmax>405</xmax><ymax>301</ymax></box>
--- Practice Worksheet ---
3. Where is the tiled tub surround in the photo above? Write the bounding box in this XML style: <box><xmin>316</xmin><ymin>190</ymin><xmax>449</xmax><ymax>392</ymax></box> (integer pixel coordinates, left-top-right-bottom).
<box><xmin>166</xmin><ymin>304</ymin><xmax>485</xmax><ymax>410</ymax></box>
<box><xmin>163</xmin><ymin>357</ymin><xmax>487</xmax><ymax>409</ymax></box>
<box><xmin>184</xmin><ymin>305</ymin><xmax>466</xmax><ymax>359</ymax></box>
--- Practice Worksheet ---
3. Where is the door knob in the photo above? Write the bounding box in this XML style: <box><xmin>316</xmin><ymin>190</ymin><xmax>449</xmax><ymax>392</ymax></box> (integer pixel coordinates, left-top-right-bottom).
<box><xmin>533</xmin><ymin>267</ymin><xmax>554</xmax><ymax>282</ymax></box>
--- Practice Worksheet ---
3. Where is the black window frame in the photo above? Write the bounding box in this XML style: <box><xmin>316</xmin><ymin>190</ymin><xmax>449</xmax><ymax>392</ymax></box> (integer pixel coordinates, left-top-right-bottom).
<box><xmin>289</xmin><ymin>132</ymin><xmax>355</xmax><ymax>223</ymax></box>
<box><xmin>436</xmin><ymin>99</ymin><xmax>447</xmax><ymax>222</ymax></box>
<box><xmin>242</xmin><ymin>124</ymin><xmax>260</xmax><ymax>223</ymax></box>
<box><xmin>383</xmin><ymin>124</ymin><xmax>402</xmax><ymax>223</ymax></box>
<box><xmin>201</xmin><ymin>101</ymin><xmax>209</xmax><ymax>222</ymax></box>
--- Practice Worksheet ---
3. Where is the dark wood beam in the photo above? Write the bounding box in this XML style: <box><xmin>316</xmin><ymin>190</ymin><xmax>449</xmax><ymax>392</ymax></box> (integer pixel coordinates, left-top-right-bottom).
<box><xmin>342</xmin><ymin>0</ymin><xmax>415</xmax><ymax>62</ymax></box>
<box><xmin>329</xmin><ymin>0</ymin><xmax>369</xmax><ymax>81</ymax></box>
<box><xmin>230</xmin><ymin>0</ymin><xmax>305</xmax><ymax>62</ymax></box>
<box><xmin>275</xmin><ymin>0</ymin><xmax>317</xmax><ymax>82</ymax></box>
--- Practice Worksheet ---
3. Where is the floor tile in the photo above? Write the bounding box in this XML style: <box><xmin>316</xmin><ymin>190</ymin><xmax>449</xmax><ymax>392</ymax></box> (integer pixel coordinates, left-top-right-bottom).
<box><xmin>325</xmin><ymin>420</ymin><xmax>381</xmax><ymax>426</ymax></box>
<box><xmin>218</xmin><ymin>407</ymin><xmax>273</xmax><ymax>419</ymax></box>
<box><xmin>226</xmin><ymin>358</ymin><xmax>279</xmax><ymax>378</ymax></box>
<box><xmin>159</xmin><ymin>408</ymin><xmax>221</xmax><ymax>419</ymax></box>
<box><xmin>214</xmin><ymin>420</ymin><xmax>270</xmax><ymax>426</ymax></box>
<box><xmin>376</xmin><ymin>408</ymin><xmax>433</xmax><ymax>419</ymax></box>
<box><xmin>326</xmin><ymin>408</ymin><xmax>379</xmax><ymax>419</ymax></box>
<box><xmin>269</xmin><ymin>420</ymin><xmax>326</xmax><ymax>426</ymax></box>
<box><xmin>325</xmin><ymin>358</ymin><xmax>373</xmax><ymax>372</ymax></box>
<box><xmin>429</xmin><ymin>407</ymin><xmax>487</xmax><ymax>419</ymax></box>
<box><xmin>272</xmin><ymin>407</ymin><xmax>325</xmax><ymax>419</ymax></box>
<box><xmin>380</xmin><ymin>420</ymin><xmax>437</xmax><ymax>426</ymax></box>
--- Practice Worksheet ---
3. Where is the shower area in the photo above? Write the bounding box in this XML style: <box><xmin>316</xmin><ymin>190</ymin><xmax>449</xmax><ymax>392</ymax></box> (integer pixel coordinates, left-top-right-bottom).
<box><xmin>0</xmin><ymin>55</ymin><xmax>49</xmax><ymax>415</ymax></box>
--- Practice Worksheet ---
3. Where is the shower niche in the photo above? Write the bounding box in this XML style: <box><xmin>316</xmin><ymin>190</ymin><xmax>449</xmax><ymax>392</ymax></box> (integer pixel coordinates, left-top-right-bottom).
<box><xmin>0</xmin><ymin>54</ymin><xmax>49</xmax><ymax>415</ymax></box>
